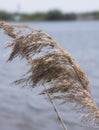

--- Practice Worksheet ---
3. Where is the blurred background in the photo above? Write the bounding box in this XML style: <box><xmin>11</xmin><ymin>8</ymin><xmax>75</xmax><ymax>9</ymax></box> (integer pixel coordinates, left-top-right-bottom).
<box><xmin>0</xmin><ymin>0</ymin><xmax>99</xmax><ymax>21</ymax></box>
<box><xmin>0</xmin><ymin>0</ymin><xmax>99</xmax><ymax>130</ymax></box>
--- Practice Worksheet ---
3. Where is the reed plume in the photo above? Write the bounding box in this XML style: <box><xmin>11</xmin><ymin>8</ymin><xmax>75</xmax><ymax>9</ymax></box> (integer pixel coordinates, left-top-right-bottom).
<box><xmin>0</xmin><ymin>21</ymin><xmax>99</xmax><ymax>127</ymax></box>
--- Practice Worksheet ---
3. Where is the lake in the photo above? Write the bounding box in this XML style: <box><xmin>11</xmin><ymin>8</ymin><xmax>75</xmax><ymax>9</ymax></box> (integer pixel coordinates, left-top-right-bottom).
<box><xmin>0</xmin><ymin>21</ymin><xmax>99</xmax><ymax>130</ymax></box>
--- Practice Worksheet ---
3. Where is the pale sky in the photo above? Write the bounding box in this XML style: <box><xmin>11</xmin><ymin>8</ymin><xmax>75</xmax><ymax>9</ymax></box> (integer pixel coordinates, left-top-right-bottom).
<box><xmin>0</xmin><ymin>0</ymin><xmax>99</xmax><ymax>13</ymax></box>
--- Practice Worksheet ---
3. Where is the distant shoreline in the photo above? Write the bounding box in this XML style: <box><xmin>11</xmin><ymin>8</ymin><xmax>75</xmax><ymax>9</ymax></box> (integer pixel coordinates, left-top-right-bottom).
<box><xmin>0</xmin><ymin>10</ymin><xmax>99</xmax><ymax>21</ymax></box>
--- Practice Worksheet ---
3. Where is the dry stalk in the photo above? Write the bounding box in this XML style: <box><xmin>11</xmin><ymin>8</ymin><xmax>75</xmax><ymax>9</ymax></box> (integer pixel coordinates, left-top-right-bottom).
<box><xmin>0</xmin><ymin>21</ymin><xmax>99</xmax><ymax>127</ymax></box>
<box><xmin>27</xmin><ymin>50</ymin><xmax>68</xmax><ymax>130</ymax></box>
<box><xmin>43</xmin><ymin>83</ymin><xmax>67</xmax><ymax>130</ymax></box>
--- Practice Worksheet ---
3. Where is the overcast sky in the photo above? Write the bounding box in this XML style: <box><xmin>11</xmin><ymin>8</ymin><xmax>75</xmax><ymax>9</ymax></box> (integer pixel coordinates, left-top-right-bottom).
<box><xmin>0</xmin><ymin>0</ymin><xmax>99</xmax><ymax>13</ymax></box>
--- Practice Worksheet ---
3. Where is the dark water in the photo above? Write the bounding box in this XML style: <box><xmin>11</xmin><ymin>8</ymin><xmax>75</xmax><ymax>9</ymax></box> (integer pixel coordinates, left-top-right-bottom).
<box><xmin>0</xmin><ymin>21</ymin><xmax>99</xmax><ymax>130</ymax></box>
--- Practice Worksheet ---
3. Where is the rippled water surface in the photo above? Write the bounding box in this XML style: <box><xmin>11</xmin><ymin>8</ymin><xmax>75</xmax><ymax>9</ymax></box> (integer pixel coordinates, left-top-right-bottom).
<box><xmin>0</xmin><ymin>21</ymin><xmax>99</xmax><ymax>130</ymax></box>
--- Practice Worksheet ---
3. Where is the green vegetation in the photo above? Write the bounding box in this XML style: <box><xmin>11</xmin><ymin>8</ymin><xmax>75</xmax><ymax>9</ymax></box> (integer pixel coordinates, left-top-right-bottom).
<box><xmin>21</xmin><ymin>13</ymin><xmax>46</xmax><ymax>21</ymax></box>
<box><xmin>0</xmin><ymin>11</ymin><xmax>13</xmax><ymax>20</ymax></box>
<box><xmin>91</xmin><ymin>12</ymin><xmax>99</xmax><ymax>19</ymax></box>
<box><xmin>0</xmin><ymin>10</ymin><xmax>99</xmax><ymax>21</ymax></box>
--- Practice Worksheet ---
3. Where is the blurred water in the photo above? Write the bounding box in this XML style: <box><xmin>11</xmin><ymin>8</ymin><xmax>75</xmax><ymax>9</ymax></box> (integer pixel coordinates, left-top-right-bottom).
<box><xmin>0</xmin><ymin>21</ymin><xmax>99</xmax><ymax>130</ymax></box>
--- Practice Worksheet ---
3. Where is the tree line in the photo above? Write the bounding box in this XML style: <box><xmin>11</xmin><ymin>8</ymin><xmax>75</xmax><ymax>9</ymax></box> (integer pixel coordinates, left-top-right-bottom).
<box><xmin>0</xmin><ymin>10</ymin><xmax>99</xmax><ymax>21</ymax></box>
